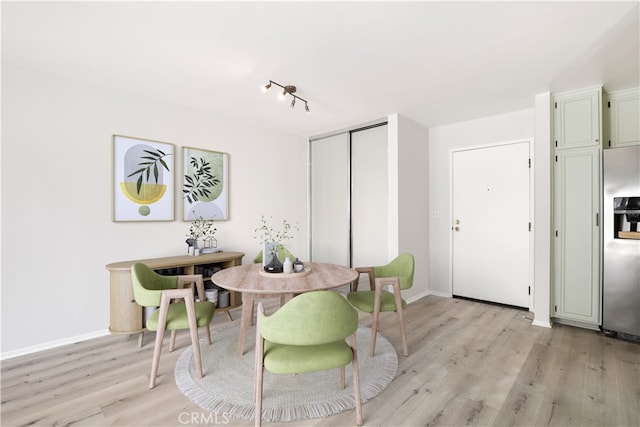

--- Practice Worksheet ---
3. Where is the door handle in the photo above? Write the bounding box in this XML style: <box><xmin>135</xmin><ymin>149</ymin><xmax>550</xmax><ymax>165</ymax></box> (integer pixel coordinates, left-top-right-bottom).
<box><xmin>454</xmin><ymin>226</ymin><xmax>460</xmax><ymax>232</ymax></box>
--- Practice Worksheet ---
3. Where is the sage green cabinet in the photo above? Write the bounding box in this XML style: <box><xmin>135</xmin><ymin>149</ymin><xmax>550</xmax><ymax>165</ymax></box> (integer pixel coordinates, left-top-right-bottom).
<box><xmin>553</xmin><ymin>147</ymin><xmax>601</xmax><ymax>326</ymax></box>
<box><xmin>554</xmin><ymin>87</ymin><xmax>602</xmax><ymax>150</ymax></box>
<box><xmin>552</xmin><ymin>87</ymin><xmax>602</xmax><ymax>327</ymax></box>
<box><xmin>606</xmin><ymin>87</ymin><xmax>640</xmax><ymax>148</ymax></box>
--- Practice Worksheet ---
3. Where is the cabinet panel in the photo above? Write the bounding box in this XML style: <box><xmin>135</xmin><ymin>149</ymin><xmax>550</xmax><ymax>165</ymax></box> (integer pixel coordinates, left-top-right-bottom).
<box><xmin>553</xmin><ymin>147</ymin><xmax>601</xmax><ymax>324</ymax></box>
<box><xmin>607</xmin><ymin>88</ymin><xmax>640</xmax><ymax>148</ymax></box>
<box><xmin>554</xmin><ymin>88</ymin><xmax>601</xmax><ymax>150</ymax></box>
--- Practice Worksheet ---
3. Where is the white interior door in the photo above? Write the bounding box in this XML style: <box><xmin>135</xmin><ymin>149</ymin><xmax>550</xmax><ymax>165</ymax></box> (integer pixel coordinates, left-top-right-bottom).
<box><xmin>452</xmin><ymin>141</ymin><xmax>531</xmax><ymax>308</ymax></box>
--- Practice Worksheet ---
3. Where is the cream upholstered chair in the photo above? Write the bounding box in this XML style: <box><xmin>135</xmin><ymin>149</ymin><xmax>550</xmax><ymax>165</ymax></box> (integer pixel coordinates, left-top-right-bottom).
<box><xmin>131</xmin><ymin>263</ymin><xmax>215</xmax><ymax>388</ymax></box>
<box><xmin>254</xmin><ymin>291</ymin><xmax>363</xmax><ymax>427</ymax></box>
<box><xmin>347</xmin><ymin>253</ymin><xmax>414</xmax><ymax>357</ymax></box>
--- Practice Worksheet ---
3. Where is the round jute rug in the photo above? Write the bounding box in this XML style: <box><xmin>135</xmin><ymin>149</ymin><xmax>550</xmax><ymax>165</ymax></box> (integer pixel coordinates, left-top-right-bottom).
<box><xmin>175</xmin><ymin>324</ymin><xmax>398</xmax><ymax>423</ymax></box>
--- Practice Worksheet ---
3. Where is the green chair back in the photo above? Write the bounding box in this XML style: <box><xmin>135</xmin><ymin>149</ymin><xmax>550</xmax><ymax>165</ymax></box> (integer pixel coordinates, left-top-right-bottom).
<box><xmin>259</xmin><ymin>291</ymin><xmax>358</xmax><ymax>346</ymax></box>
<box><xmin>131</xmin><ymin>263</ymin><xmax>177</xmax><ymax>307</ymax></box>
<box><xmin>374</xmin><ymin>253</ymin><xmax>415</xmax><ymax>290</ymax></box>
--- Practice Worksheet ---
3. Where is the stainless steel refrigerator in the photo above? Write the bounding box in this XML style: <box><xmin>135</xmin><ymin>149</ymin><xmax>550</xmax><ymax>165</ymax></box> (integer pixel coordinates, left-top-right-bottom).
<box><xmin>603</xmin><ymin>145</ymin><xmax>640</xmax><ymax>339</ymax></box>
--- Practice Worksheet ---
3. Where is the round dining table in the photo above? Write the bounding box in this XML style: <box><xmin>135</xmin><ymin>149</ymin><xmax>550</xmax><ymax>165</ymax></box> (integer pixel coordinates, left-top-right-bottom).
<box><xmin>211</xmin><ymin>262</ymin><xmax>358</xmax><ymax>355</ymax></box>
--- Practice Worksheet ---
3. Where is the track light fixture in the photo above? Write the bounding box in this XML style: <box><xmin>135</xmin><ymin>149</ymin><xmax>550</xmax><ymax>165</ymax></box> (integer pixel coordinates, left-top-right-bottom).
<box><xmin>262</xmin><ymin>80</ymin><xmax>310</xmax><ymax>113</ymax></box>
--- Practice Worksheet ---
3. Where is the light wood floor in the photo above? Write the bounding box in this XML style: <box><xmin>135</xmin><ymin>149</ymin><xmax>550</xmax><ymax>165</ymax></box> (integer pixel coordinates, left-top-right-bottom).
<box><xmin>2</xmin><ymin>295</ymin><xmax>639</xmax><ymax>426</ymax></box>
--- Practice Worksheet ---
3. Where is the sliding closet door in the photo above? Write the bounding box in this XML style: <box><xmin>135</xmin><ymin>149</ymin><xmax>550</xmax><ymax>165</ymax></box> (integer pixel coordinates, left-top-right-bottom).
<box><xmin>310</xmin><ymin>133</ymin><xmax>350</xmax><ymax>264</ymax></box>
<box><xmin>352</xmin><ymin>125</ymin><xmax>389</xmax><ymax>267</ymax></box>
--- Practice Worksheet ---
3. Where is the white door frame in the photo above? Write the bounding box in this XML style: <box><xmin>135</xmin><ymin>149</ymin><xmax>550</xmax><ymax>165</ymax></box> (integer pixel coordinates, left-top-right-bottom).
<box><xmin>448</xmin><ymin>138</ymin><xmax>535</xmax><ymax>310</ymax></box>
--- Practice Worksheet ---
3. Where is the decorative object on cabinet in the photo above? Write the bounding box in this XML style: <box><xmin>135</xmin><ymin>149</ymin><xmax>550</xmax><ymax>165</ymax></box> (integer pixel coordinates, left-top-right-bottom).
<box><xmin>131</xmin><ymin>263</ymin><xmax>214</xmax><ymax>389</ymax></box>
<box><xmin>261</xmin><ymin>79</ymin><xmax>310</xmax><ymax>113</ymax></box>
<box><xmin>182</xmin><ymin>147</ymin><xmax>228</xmax><ymax>221</ymax></box>
<box><xmin>347</xmin><ymin>253</ymin><xmax>414</xmax><ymax>357</ymax></box>
<box><xmin>186</xmin><ymin>216</ymin><xmax>218</xmax><ymax>253</ymax></box>
<box><xmin>112</xmin><ymin>135</ymin><xmax>174</xmax><ymax>222</ymax></box>
<box><xmin>106</xmin><ymin>251</ymin><xmax>244</xmax><ymax>346</ymax></box>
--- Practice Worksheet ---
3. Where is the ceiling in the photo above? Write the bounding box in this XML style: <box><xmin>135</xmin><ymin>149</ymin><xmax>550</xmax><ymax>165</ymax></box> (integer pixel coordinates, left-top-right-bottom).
<box><xmin>3</xmin><ymin>1</ymin><xmax>639</xmax><ymax>137</ymax></box>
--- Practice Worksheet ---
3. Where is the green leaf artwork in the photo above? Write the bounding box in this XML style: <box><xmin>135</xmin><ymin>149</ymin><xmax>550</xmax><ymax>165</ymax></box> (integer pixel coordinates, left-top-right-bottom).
<box><xmin>183</xmin><ymin>156</ymin><xmax>221</xmax><ymax>204</ymax></box>
<box><xmin>126</xmin><ymin>148</ymin><xmax>171</xmax><ymax>194</ymax></box>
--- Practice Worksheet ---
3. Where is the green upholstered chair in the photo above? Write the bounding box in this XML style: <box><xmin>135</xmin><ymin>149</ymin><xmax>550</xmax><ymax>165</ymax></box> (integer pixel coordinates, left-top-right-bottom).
<box><xmin>347</xmin><ymin>253</ymin><xmax>414</xmax><ymax>357</ymax></box>
<box><xmin>254</xmin><ymin>291</ymin><xmax>363</xmax><ymax>427</ymax></box>
<box><xmin>131</xmin><ymin>263</ymin><xmax>215</xmax><ymax>389</ymax></box>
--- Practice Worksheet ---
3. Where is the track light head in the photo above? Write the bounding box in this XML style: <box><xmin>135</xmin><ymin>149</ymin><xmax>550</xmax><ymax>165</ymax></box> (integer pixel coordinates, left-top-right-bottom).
<box><xmin>305</xmin><ymin>102</ymin><xmax>310</xmax><ymax>113</ymax></box>
<box><xmin>290</xmin><ymin>97</ymin><xmax>296</xmax><ymax>108</ymax></box>
<box><xmin>262</xmin><ymin>81</ymin><xmax>272</xmax><ymax>92</ymax></box>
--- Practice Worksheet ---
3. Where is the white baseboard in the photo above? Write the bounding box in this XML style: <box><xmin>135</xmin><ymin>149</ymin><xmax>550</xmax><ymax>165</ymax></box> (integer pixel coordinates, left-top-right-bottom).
<box><xmin>426</xmin><ymin>289</ymin><xmax>451</xmax><ymax>298</ymax></box>
<box><xmin>1</xmin><ymin>329</ymin><xmax>110</xmax><ymax>361</ymax></box>
<box><xmin>531</xmin><ymin>319</ymin><xmax>552</xmax><ymax>328</ymax></box>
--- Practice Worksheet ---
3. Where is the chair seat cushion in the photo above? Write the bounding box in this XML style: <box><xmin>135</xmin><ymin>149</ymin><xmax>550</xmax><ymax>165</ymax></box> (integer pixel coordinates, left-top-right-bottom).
<box><xmin>263</xmin><ymin>340</ymin><xmax>353</xmax><ymax>374</ymax></box>
<box><xmin>347</xmin><ymin>290</ymin><xmax>407</xmax><ymax>313</ymax></box>
<box><xmin>146</xmin><ymin>301</ymin><xmax>215</xmax><ymax>331</ymax></box>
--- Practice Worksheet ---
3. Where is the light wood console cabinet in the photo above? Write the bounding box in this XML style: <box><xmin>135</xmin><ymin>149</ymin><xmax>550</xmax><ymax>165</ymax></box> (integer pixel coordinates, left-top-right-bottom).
<box><xmin>106</xmin><ymin>251</ymin><xmax>244</xmax><ymax>335</ymax></box>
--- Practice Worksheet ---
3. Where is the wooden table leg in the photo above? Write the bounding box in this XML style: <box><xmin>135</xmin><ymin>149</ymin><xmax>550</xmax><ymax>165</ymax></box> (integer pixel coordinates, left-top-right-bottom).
<box><xmin>237</xmin><ymin>293</ymin><xmax>254</xmax><ymax>356</ymax></box>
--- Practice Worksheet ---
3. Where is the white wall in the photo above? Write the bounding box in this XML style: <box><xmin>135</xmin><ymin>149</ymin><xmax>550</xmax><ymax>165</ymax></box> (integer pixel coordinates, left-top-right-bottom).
<box><xmin>428</xmin><ymin>109</ymin><xmax>536</xmax><ymax>298</ymax></box>
<box><xmin>1</xmin><ymin>64</ymin><xmax>308</xmax><ymax>355</ymax></box>
<box><xmin>532</xmin><ymin>93</ymin><xmax>553</xmax><ymax>327</ymax></box>
<box><xmin>389</xmin><ymin>114</ymin><xmax>430</xmax><ymax>302</ymax></box>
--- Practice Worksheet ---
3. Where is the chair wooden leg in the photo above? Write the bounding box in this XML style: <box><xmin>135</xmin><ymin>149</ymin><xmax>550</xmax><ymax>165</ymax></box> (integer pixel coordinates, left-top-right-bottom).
<box><xmin>149</xmin><ymin>328</ymin><xmax>165</xmax><ymax>389</ymax></box>
<box><xmin>169</xmin><ymin>330</ymin><xmax>177</xmax><ymax>352</ymax></box>
<box><xmin>205</xmin><ymin>325</ymin><xmax>212</xmax><ymax>345</ymax></box>
<box><xmin>396</xmin><ymin>305</ymin><xmax>408</xmax><ymax>357</ymax></box>
<box><xmin>138</xmin><ymin>330</ymin><xmax>144</xmax><ymax>348</ymax></box>
<box><xmin>391</xmin><ymin>281</ymin><xmax>409</xmax><ymax>357</ymax></box>
<box><xmin>254</xmin><ymin>359</ymin><xmax>264</xmax><ymax>427</ymax></box>
<box><xmin>150</xmin><ymin>296</ymin><xmax>171</xmax><ymax>389</ymax></box>
<box><xmin>185</xmin><ymin>298</ymin><xmax>204</xmax><ymax>379</ymax></box>
<box><xmin>370</xmin><ymin>282</ymin><xmax>383</xmax><ymax>357</ymax></box>
<box><xmin>238</xmin><ymin>293</ymin><xmax>254</xmax><ymax>356</ymax></box>
<box><xmin>254</xmin><ymin>303</ymin><xmax>265</xmax><ymax>427</ymax></box>
<box><xmin>351</xmin><ymin>335</ymin><xmax>363</xmax><ymax>426</ymax></box>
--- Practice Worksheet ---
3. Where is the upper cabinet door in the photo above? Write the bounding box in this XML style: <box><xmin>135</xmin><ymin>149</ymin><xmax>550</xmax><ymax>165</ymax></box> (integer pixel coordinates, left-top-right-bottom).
<box><xmin>607</xmin><ymin>87</ymin><xmax>640</xmax><ymax>148</ymax></box>
<box><xmin>554</xmin><ymin>87</ymin><xmax>602</xmax><ymax>150</ymax></box>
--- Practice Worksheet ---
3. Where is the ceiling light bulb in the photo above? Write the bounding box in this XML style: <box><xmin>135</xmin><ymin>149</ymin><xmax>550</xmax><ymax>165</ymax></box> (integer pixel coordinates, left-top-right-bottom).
<box><xmin>262</xmin><ymin>82</ymin><xmax>271</xmax><ymax>92</ymax></box>
<box><xmin>279</xmin><ymin>90</ymin><xmax>287</xmax><ymax>100</ymax></box>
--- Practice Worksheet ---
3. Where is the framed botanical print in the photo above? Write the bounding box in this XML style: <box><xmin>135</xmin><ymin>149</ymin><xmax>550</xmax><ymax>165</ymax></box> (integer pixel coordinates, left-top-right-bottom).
<box><xmin>182</xmin><ymin>147</ymin><xmax>228</xmax><ymax>221</ymax></box>
<box><xmin>112</xmin><ymin>135</ymin><xmax>174</xmax><ymax>221</ymax></box>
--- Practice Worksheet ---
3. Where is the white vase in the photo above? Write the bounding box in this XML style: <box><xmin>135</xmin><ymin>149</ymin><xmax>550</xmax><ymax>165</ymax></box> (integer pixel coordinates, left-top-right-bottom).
<box><xmin>283</xmin><ymin>256</ymin><xmax>293</xmax><ymax>274</ymax></box>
